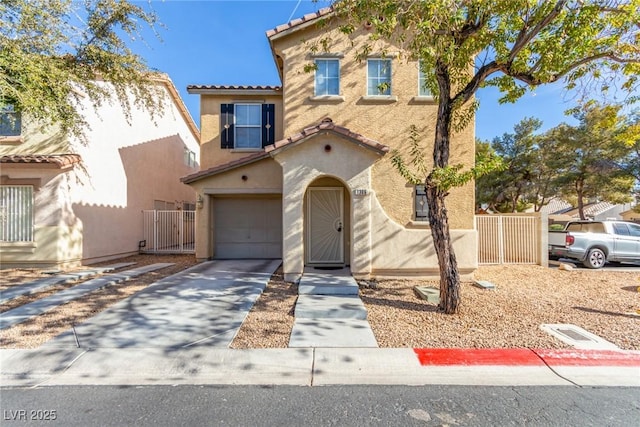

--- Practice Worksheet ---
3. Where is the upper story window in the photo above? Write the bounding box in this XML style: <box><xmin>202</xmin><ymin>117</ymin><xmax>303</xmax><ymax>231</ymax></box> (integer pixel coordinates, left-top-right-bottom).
<box><xmin>184</xmin><ymin>147</ymin><xmax>196</xmax><ymax>168</ymax></box>
<box><xmin>367</xmin><ymin>59</ymin><xmax>392</xmax><ymax>96</ymax></box>
<box><xmin>0</xmin><ymin>105</ymin><xmax>22</xmax><ymax>138</ymax></box>
<box><xmin>315</xmin><ymin>59</ymin><xmax>340</xmax><ymax>96</ymax></box>
<box><xmin>235</xmin><ymin>104</ymin><xmax>262</xmax><ymax>148</ymax></box>
<box><xmin>418</xmin><ymin>61</ymin><xmax>432</xmax><ymax>97</ymax></box>
<box><xmin>220</xmin><ymin>103</ymin><xmax>275</xmax><ymax>150</ymax></box>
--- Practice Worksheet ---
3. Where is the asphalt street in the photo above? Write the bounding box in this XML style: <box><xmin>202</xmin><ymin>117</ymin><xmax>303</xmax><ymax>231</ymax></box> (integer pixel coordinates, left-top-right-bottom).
<box><xmin>2</xmin><ymin>385</ymin><xmax>639</xmax><ymax>426</ymax></box>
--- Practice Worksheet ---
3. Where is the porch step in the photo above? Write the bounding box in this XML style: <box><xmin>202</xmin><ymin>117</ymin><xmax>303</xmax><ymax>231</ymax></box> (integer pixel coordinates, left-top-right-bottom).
<box><xmin>294</xmin><ymin>295</ymin><xmax>368</xmax><ymax>320</ymax></box>
<box><xmin>289</xmin><ymin>319</ymin><xmax>378</xmax><ymax>348</ymax></box>
<box><xmin>299</xmin><ymin>267</ymin><xmax>359</xmax><ymax>295</ymax></box>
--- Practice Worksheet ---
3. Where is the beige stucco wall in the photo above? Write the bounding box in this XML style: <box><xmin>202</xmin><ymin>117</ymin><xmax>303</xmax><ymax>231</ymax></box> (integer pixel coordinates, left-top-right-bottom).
<box><xmin>199</xmin><ymin>94</ymin><xmax>283</xmax><ymax>169</ymax></box>
<box><xmin>273</xmin><ymin>133</ymin><xmax>382</xmax><ymax>281</ymax></box>
<box><xmin>1</xmin><ymin>81</ymin><xmax>200</xmax><ymax>267</ymax></box>
<box><xmin>187</xmin><ymin>158</ymin><xmax>283</xmax><ymax>261</ymax></box>
<box><xmin>271</xmin><ymin>21</ymin><xmax>475</xmax><ymax>230</ymax></box>
<box><xmin>0</xmin><ymin>165</ymin><xmax>83</xmax><ymax>268</ymax></box>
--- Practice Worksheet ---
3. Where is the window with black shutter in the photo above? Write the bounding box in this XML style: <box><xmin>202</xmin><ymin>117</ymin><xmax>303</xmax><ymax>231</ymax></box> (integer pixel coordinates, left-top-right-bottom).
<box><xmin>415</xmin><ymin>185</ymin><xmax>429</xmax><ymax>222</ymax></box>
<box><xmin>220</xmin><ymin>103</ymin><xmax>275</xmax><ymax>149</ymax></box>
<box><xmin>220</xmin><ymin>103</ymin><xmax>234</xmax><ymax>148</ymax></box>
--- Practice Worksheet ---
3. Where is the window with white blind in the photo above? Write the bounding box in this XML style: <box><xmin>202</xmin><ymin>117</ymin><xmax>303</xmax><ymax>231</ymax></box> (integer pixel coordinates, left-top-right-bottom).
<box><xmin>0</xmin><ymin>185</ymin><xmax>34</xmax><ymax>242</ymax></box>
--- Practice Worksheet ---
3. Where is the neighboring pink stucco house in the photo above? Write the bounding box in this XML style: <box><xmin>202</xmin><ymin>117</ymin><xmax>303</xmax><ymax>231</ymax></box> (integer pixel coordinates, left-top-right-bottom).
<box><xmin>0</xmin><ymin>77</ymin><xmax>200</xmax><ymax>268</ymax></box>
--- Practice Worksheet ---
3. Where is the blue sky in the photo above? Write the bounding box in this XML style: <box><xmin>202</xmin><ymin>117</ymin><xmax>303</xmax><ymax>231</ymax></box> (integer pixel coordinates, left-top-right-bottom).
<box><xmin>134</xmin><ymin>0</ymin><xmax>611</xmax><ymax>142</ymax></box>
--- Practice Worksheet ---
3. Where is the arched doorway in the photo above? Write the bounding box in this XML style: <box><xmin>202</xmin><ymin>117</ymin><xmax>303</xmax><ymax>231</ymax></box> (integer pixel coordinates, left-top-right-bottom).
<box><xmin>304</xmin><ymin>176</ymin><xmax>351</xmax><ymax>267</ymax></box>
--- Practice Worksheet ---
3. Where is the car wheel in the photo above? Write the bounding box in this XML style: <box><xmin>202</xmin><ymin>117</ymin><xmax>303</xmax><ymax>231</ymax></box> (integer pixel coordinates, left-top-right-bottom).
<box><xmin>583</xmin><ymin>248</ymin><xmax>606</xmax><ymax>269</ymax></box>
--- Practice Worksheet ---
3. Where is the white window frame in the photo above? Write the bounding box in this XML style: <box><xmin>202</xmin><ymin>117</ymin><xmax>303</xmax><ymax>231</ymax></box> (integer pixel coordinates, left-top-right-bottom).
<box><xmin>0</xmin><ymin>185</ymin><xmax>34</xmax><ymax>242</ymax></box>
<box><xmin>367</xmin><ymin>58</ymin><xmax>392</xmax><ymax>96</ymax></box>
<box><xmin>234</xmin><ymin>103</ymin><xmax>262</xmax><ymax>149</ymax></box>
<box><xmin>184</xmin><ymin>147</ymin><xmax>196</xmax><ymax>168</ymax></box>
<box><xmin>314</xmin><ymin>58</ymin><xmax>340</xmax><ymax>96</ymax></box>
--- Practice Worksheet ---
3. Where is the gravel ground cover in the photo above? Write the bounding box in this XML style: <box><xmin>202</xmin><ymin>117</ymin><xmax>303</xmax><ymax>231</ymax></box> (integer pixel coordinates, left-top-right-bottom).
<box><xmin>2</xmin><ymin>258</ymin><xmax>639</xmax><ymax>350</ymax></box>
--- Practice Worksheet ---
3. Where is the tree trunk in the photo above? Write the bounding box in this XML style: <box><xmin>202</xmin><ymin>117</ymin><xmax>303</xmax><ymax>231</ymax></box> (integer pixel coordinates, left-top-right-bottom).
<box><xmin>426</xmin><ymin>180</ymin><xmax>460</xmax><ymax>314</ymax></box>
<box><xmin>576</xmin><ymin>179</ymin><xmax>585</xmax><ymax>220</ymax></box>
<box><xmin>428</xmin><ymin>62</ymin><xmax>460</xmax><ymax>314</ymax></box>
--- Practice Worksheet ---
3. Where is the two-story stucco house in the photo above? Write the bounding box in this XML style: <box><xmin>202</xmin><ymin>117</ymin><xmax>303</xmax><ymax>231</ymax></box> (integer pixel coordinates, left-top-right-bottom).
<box><xmin>183</xmin><ymin>8</ymin><xmax>476</xmax><ymax>282</ymax></box>
<box><xmin>1</xmin><ymin>76</ymin><xmax>200</xmax><ymax>268</ymax></box>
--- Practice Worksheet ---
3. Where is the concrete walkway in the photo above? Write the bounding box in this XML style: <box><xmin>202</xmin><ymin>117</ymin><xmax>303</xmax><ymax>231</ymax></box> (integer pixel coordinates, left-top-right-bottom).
<box><xmin>289</xmin><ymin>267</ymin><xmax>377</xmax><ymax>348</ymax></box>
<box><xmin>0</xmin><ymin>264</ymin><xmax>174</xmax><ymax>330</ymax></box>
<box><xmin>0</xmin><ymin>263</ymin><xmax>137</xmax><ymax>305</ymax></box>
<box><xmin>44</xmin><ymin>259</ymin><xmax>280</xmax><ymax>349</ymax></box>
<box><xmin>2</xmin><ymin>347</ymin><xmax>638</xmax><ymax>387</ymax></box>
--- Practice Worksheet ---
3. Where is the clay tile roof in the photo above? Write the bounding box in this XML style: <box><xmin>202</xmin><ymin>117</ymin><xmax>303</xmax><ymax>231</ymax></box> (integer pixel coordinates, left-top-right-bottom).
<box><xmin>265</xmin><ymin>117</ymin><xmax>389</xmax><ymax>155</ymax></box>
<box><xmin>0</xmin><ymin>154</ymin><xmax>82</xmax><ymax>168</ymax></box>
<box><xmin>266</xmin><ymin>6</ymin><xmax>334</xmax><ymax>38</ymax></box>
<box><xmin>181</xmin><ymin>118</ymin><xmax>388</xmax><ymax>184</ymax></box>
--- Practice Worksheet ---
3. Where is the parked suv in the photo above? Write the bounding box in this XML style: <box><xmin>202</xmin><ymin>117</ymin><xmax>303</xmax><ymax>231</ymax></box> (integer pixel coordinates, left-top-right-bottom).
<box><xmin>548</xmin><ymin>220</ymin><xmax>640</xmax><ymax>268</ymax></box>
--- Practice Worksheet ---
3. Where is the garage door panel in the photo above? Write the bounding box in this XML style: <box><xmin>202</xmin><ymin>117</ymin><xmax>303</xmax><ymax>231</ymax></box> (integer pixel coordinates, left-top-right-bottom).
<box><xmin>214</xmin><ymin>197</ymin><xmax>282</xmax><ymax>259</ymax></box>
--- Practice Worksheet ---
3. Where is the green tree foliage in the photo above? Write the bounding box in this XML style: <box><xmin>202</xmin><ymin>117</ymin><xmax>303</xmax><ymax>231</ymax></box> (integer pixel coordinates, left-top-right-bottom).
<box><xmin>477</xmin><ymin>107</ymin><xmax>636</xmax><ymax>217</ymax></box>
<box><xmin>0</xmin><ymin>0</ymin><xmax>162</xmax><ymax>139</ymax></box>
<box><xmin>551</xmin><ymin>102</ymin><xmax>635</xmax><ymax>219</ymax></box>
<box><xmin>324</xmin><ymin>0</ymin><xmax>640</xmax><ymax>313</ymax></box>
<box><xmin>476</xmin><ymin>118</ymin><xmax>542</xmax><ymax>213</ymax></box>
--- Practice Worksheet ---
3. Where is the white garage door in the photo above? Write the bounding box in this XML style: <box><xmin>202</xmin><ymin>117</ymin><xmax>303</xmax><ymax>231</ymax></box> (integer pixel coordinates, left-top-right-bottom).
<box><xmin>214</xmin><ymin>197</ymin><xmax>282</xmax><ymax>259</ymax></box>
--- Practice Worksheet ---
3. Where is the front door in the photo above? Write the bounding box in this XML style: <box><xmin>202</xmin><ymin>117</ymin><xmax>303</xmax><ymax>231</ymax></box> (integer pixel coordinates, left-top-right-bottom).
<box><xmin>307</xmin><ymin>187</ymin><xmax>344</xmax><ymax>265</ymax></box>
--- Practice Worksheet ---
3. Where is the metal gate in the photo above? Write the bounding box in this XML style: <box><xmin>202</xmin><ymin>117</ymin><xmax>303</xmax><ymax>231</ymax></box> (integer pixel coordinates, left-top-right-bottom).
<box><xmin>142</xmin><ymin>210</ymin><xmax>195</xmax><ymax>253</ymax></box>
<box><xmin>476</xmin><ymin>213</ymin><xmax>546</xmax><ymax>265</ymax></box>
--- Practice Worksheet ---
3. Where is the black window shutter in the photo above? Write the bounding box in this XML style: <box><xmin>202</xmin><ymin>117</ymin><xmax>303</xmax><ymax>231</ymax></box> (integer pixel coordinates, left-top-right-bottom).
<box><xmin>261</xmin><ymin>104</ymin><xmax>275</xmax><ymax>148</ymax></box>
<box><xmin>220</xmin><ymin>104</ymin><xmax>234</xmax><ymax>149</ymax></box>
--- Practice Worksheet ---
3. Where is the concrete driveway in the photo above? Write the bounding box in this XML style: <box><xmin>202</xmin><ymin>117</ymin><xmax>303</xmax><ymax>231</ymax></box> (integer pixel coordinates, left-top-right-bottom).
<box><xmin>45</xmin><ymin>260</ymin><xmax>281</xmax><ymax>350</ymax></box>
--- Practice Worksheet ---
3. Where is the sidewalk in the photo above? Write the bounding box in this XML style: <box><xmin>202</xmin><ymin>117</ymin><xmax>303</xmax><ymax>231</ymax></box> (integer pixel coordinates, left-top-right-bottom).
<box><xmin>2</xmin><ymin>347</ymin><xmax>638</xmax><ymax>387</ymax></box>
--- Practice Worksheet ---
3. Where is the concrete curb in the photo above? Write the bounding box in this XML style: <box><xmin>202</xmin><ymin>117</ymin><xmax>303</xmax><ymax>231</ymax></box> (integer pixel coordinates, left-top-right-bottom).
<box><xmin>2</xmin><ymin>347</ymin><xmax>638</xmax><ymax>388</ymax></box>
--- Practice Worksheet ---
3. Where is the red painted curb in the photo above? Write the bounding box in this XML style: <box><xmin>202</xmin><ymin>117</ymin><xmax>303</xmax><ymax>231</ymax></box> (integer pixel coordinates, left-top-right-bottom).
<box><xmin>413</xmin><ymin>348</ymin><xmax>640</xmax><ymax>367</ymax></box>
<box><xmin>533</xmin><ymin>349</ymin><xmax>640</xmax><ymax>367</ymax></box>
<box><xmin>413</xmin><ymin>348</ymin><xmax>544</xmax><ymax>366</ymax></box>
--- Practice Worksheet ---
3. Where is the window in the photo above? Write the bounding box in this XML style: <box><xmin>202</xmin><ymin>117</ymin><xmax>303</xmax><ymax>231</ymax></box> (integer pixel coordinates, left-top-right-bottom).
<box><xmin>0</xmin><ymin>185</ymin><xmax>34</xmax><ymax>242</ymax></box>
<box><xmin>220</xmin><ymin>103</ymin><xmax>275</xmax><ymax>149</ymax></box>
<box><xmin>315</xmin><ymin>59</ymin><xmax>340</xmax><ymax>96</ymax></box>
<box><xmin>153</xmin><ymin>200</ymin><xmax>175</xmax><ymax>211</ymax></box>
<box><xmin>415</xmin><ymin>185</ymin><xmax>429</xmax><ymax>222</ymax></box>
<box><xmin>0</xmin><ymin>105</ymin><xmax>21</xmax><ymax>137</ymax></box>
<box><xmin>418</xmin><ymin>61</ymin><xmax>432</xmax><ymax>97</ymax></box>
<box><xmin>613</xmin><ymin>223</ymin><xmax>630</xmax><ymax>236</ymax></box>
<box><xmin>628</xmin><ymin>223</ymin><xmax>640</xmax><ymax>237</ymax></box>
<box><xmin>235</xmin><ymin>104</ymin><xmax>262</xmax><ymax>148</ymax></box>
<box><xmin>184</xmin><ymin>147</ymin><xmax>196</xmax><ymax>168</ymax></box>
<box><xmin>367</xmin><ymin>59</ymin><xmax>392</xmax><ymax>96</ymax></box>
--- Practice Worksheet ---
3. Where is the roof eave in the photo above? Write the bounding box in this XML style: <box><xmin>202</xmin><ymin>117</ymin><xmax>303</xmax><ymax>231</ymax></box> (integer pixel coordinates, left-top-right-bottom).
<box><xmin>186</xmin><ymin>87</ymin><xmax>282</xmax><ymax>96</ymax></box>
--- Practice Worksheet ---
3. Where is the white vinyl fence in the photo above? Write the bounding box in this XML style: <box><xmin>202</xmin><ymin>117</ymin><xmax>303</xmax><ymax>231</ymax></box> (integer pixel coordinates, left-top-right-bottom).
<box><xmin>142</xmin><ymin>210</ymin><xmax>195</xmax><ymax>254</ymax></box>
<box><xmin>476</xmin><ymin>213</ymin><xmax>547</xmax><ymax>265</ymax></box>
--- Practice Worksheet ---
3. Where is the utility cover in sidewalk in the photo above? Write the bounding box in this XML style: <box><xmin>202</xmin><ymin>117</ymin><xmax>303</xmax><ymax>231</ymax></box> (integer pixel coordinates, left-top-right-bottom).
<box><xmin>540</xmin><ymin>324</ymin><xmax>620</xmax><ymax>350</ymax></box>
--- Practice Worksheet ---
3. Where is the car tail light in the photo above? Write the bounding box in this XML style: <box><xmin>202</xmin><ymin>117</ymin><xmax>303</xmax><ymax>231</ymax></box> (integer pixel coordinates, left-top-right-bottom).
<box><xmin>565</xmin><ymin>235</ymin><xmax>575</xmax><ymax>246</ymax></box>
